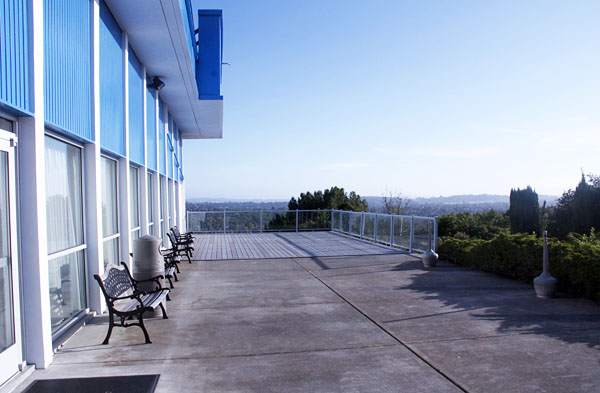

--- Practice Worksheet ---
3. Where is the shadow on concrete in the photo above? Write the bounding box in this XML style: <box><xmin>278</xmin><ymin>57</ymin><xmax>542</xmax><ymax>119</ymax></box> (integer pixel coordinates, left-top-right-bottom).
<box><xmin>392</xmin><ymin>261</ymin><xmax>600</xmax><ymax>349</ymax></box>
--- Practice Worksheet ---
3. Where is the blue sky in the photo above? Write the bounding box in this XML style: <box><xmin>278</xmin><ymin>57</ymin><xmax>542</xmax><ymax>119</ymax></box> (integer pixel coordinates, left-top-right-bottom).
<box><xmin>187</xmin><ymin>0</ymin><xmax>600</xmax><ymax>199</ymax></box>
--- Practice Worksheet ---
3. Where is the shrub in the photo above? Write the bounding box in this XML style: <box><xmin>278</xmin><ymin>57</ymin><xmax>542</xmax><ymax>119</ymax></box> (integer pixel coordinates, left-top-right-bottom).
<box><xmin>438</xmin><ymin>232</ymin><xmax>600</xmax><ymax>302</ymax></box>
<box><xmin>437</xmin><ymin>210</ymin><xmax>509</xmax><ymax>240</ymax></box>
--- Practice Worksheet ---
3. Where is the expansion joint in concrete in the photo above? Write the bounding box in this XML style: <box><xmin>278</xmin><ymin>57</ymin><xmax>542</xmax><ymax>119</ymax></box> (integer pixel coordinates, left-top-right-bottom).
<box><xmin>291</xmin><ymin>258</ymin><xmax>469</xmax><ymax>393</ymax></box>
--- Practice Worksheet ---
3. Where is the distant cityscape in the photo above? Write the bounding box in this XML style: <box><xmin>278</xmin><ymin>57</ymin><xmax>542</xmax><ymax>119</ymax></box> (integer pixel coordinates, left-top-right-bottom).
<box><xmin>187</xmin><ymin>194</ymin><xmax>559</xmax><ymax>216</ymax></box>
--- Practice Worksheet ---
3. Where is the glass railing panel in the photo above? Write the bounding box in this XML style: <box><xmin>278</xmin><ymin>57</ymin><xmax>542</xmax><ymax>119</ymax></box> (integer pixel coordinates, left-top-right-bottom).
<box><xmin>362</xmin><ymin>214</ymin><xmax>375</xmax><ymax>240</ymax></box>
<box><xmin>262</xmin><ymin>210</ymin><xmax>296</xmax><ymax>232</ymax></box>
<box><xmin>392</xmin><ymin>216</ymin><xmax>411</xmax><ymax>249</ymax></box>
<box><xmin>225</xmin><ymin>211</ymin><xmax>260</xmax><ymax>232</ymax></box>
<box><xmin>187</xmin><ymin>211</ymin><xmax>224</xmax><ymax>232</ymax></box>
<box><xmin>376</xmin><ymin>214</ymin><xmax>391</xmax><ymax>244</ymax></box>
<box><xmin>297</xmin><ymin>210</ymin><xmax>331</xmax><ymax>231</ymax></box>
<box><xmin>412</xmin><ymin>218</ymin><xmax>434</xmax><ymax>252</ymax></box>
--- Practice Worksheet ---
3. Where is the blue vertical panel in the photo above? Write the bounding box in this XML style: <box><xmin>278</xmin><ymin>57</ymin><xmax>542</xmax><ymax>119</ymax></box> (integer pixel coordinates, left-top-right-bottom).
<box><xmin>99</xmin><ymin>0</ymin><xmax>125</xmax><ymax>156</ymax></box>
<box><xmin>146</xmin><ymin>87</ymin><xmax>157</xmax><ymax>171</ymax></box>
<box><xmin>128</xmin><ymin>46</ymin><xmax>144</xmax><ymax>165</ymax></box>
<box><xmin>173</xmin><ymin>124</ymin><xmax>179</xmax><ymax>182</ymax></box>
<box><xmin>44</xmin><ymin>0</ymin><xmax>93</xmax><ymax>138</ymax></box>
<box><xmin>167</xmin><ymin>130</ymin><xmax>174</xmax><ymax>180</ymax></box>
<box><xmin>196</xmin><ymin>10</ymin><xmax>223</xmax><ymax>100</ymax></box>
<box><xmin>158</xmin><ymin>98</ymin><xmax>166</xmax><ymax>176</ymax></box>
<box><xmin>178</xmin><ymin>138</ymin><xmax>183</xmax><ymax>181</ymax></box>
<box><xmin>178</xmin><ymin>0</ymin><xmax>197</xmax><ymax>65</ymax></box>
<box><xmin>0</xmin><ymin>0</ymin><xmax>30</xmax><ymax>113</ymax></box>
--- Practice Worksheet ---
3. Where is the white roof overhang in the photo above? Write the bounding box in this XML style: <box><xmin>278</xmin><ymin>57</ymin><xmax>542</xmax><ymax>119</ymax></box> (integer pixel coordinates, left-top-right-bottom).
<box><xmin>105</xmin><ymin>0</ymin><xmax>222</xmax><ymax>139</ymax></box>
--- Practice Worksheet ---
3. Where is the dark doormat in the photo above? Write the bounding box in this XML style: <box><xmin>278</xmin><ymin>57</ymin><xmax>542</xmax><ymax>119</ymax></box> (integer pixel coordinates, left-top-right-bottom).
<box><xmin>22</xmin><ymin>374</ymin><xmax>160</xmax><ymax>393</ymax></box>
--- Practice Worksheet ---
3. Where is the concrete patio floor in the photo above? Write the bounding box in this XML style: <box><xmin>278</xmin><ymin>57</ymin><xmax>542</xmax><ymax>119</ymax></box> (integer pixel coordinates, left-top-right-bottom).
<box><xmin>14</xmin><ymin>252</ymin><xmax>600</xmax><ymax>392</ymax></box>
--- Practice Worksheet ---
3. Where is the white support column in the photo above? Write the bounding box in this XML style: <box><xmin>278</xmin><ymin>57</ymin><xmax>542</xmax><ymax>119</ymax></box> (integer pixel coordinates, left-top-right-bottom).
<box><xmin>170</xmin><ymin>178</ymin><xmax>175</xmax><ymax>229</ymax></box>
<box><xmin>86</xmin><ymin>0</ymin><xmax>105</xmax><ymax>315</ymax></box>
<box><xmin>139</xmin><ymin>67</ymin><xmax>148</xmax><ymax>236</ymax></box>
<box><xmin>161</xmin><ymin>175</ymin><xmax>168</xmax><ymax>246</ymax></box>
<box><xmin>180</xmin><ymin>180</ymin><xmax>187</xmax><ymax>232</ymax></box>
<box><xmin>118</xmin><ymin>33</ymin><xmax>131</xmax><ymax>264</ymax></box>
<box><xmin>18</xmin><ymin>0</ymin><xmax>53</xmax><ymax>368</ymax></box>
<box><xmin>152</xmin><ymin>97</ymin><xmax>160</xmax><ymax>241</ymax></box>
<box><xmin>174</xmin><ymin>181</ymin><xmax>180</xmax><ymax>229</ymax></box>
<box><xmin>179</xmin><ymin>142</ymin><xmax>186</xmax><ymax>232</ymax></box>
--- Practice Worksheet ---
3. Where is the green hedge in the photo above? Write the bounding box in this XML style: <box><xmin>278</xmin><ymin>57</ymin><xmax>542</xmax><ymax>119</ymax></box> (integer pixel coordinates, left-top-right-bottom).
<box><xmin>438</xmin><ymin>232</ymin><xmax>600</xmax><ymax>302</ymax></box>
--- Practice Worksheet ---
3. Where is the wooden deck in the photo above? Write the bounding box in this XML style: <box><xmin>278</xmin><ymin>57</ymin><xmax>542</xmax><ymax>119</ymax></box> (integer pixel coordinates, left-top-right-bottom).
<box><xmin>192</xmin><ymin>231</ymin><xmax>402</xmax><ymax>260</ymax></box>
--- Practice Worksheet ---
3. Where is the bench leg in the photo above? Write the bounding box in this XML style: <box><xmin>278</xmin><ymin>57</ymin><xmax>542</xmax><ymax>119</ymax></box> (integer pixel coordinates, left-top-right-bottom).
<box><xmin>159</xmin><ymin>302</ymin><xmax>168</xmax><ymax>319</ymax></box>
<box><xmin>186</xmin><ymin>250</ymin><xmax>192</xmax><ymax>263</ymax></box>
<box><xmin>167</xmin><ymin>275</ymin><xmax>174</xmax><ymax>289</ymax></box>
<box><xmin>138</xmin><ymin>312</ymin><xmax>152</xmax><ymax>344</ymax></box>
<box><xmin>173</xmin><ymin>271</ymin><xmax>179</xmax><ymax>282</ymax></box>
<box><xmin>102</xmin><ymin>311</ymin><xmax>115</xmax><ymax>345</ymax></box>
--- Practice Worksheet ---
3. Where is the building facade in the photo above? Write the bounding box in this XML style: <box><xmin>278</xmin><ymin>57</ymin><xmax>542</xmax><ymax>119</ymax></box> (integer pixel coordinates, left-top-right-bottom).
<box><xmin>0</xmin><ymin>0</ymin><xmax>223</xmax><ymax>385</ymax></box>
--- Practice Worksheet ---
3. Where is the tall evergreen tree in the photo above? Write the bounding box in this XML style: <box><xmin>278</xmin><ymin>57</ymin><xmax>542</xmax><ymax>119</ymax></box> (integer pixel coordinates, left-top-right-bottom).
<box><xmin>508</xmin><ymin>186</ymin><xmax>540</xmax><ymax>234</ymax></box>
<box><xmin>547</xmin><ymin>173</ymin><xmax>600</xmax><ymax>238</ymax></box>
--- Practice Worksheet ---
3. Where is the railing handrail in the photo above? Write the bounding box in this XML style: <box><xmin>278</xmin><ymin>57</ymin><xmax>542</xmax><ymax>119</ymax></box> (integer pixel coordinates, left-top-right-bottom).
<box><xmin>330</xmin><ymin>209</ymin><xmax>436</xmax><ymax>221</ymax></box>
<box><xmin>188</xmin><ymin>209</ymin><xmax>332</xmax><ymax>214</ymax></box>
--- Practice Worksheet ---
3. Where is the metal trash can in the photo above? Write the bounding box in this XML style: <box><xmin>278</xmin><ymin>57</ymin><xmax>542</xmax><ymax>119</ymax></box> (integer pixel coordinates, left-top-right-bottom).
<box><xmin>132</xmin><ymin>235</ymin><xmax>164</xmax><ymax>317</ymax></box>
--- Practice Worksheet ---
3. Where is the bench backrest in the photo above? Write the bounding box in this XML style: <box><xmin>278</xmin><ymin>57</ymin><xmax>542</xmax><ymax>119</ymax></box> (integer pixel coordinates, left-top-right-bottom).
<box><xmin>173</xmin><ymin>226</ymin><xmax>181</xmax><ymax>238</ymax></box>
<box><xmin>95</xmin><ymin>263</ymin><xmax>134</xmax><ymax>299</ymax></box>
<box><xmin>166</xmin><ymin>231</ymin><xmax>178</xmax><ymax>248</ymax></box>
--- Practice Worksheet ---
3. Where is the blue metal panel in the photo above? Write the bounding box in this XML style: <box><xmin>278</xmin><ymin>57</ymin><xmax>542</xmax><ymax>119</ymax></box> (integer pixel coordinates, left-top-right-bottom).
<box><xmin>43</xmin><ymin>0</ymin><xmax>93</xmax><ymax>138</ymax></box>
<box><xmin>0</xmin><ymin>0</ymin><xmax>30</xmax><ymax>113</ymax></box>
<box><xmin>146</xmin><ymin>87</ymin><xmax>157</xmax><ymax>171</ymax></box>
<box><xmin>128</xmin><ymin>46</ymin><xmax>144</xmax><ymax>165</ymax></box>
<box><xmin>179</xmin><ymin>0</ymin><xmax>197</xmax><ymax>64</ymax></box>
<box><xmin>196</xmin><ymin>10</ymin><xmax>223</xmax><ymax>100</ymax></box>
<box><xmin>99</xmin><ymin>0</ymin><xmax>125</xmax><ymax>156</ymax></box>
<box><xmin>167</xmin><ymin>133</ymin><xmax>173</xmax><ymax>180</ymax></box>
<box><xmin>173</xmin><ymin>124</ymin><xmax>180</xmax><ymax>170</ymax></box>
<box><xmin>178</xmin><ymin>138</ymin><xmax>182</xmax><ymax>182</ymax></box>
<box><xmin>158</xmin><ymin>98</ymin><xmax>166</xmax><ymax>176</ymax></box>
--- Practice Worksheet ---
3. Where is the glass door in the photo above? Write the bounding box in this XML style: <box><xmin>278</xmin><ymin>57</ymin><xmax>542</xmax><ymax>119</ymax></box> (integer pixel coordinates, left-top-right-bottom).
<box><xmin>0</xmin><ymin>120</ymin><xmax>22</xmax><ymax>383</ymax></box>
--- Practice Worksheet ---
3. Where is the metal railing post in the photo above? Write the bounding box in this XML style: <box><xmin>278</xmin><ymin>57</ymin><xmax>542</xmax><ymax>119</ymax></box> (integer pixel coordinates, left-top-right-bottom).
<box><xmin>409</xmin><ymin>215</ymin><xmax>414</xmax><ymax>253</ymax></box>
<box><xmin>223</xmin><ymin>210</ymin><xmax>226</xmax><ymax>233</ymax></box>
<box><xmin>186</xmin><ymin>211</ymin><xmax>189</xmax><ymax>233</ymax></box>
<box><xmin>295</xmin><ymin>209</ymin><xmax>299</xmax><ymax>232</ymax></box>
<box><xmin>259</xmin><ymin>210</ymin><xmax>263</xmax><ymax>233</ymax></box>
<box><xmin>374</xmin><ymin>214</ymin><xmax>378</xmax><ymax>242</ymax></box>
<box><xmin>390</xmin><ymin>215</ymin><xmax>394</xmax><ymax>247</ymax></box>
<box><xmin>433</xmin><ymin>216</ymin><xmax>438</xmax><ymax>252</ymax></box>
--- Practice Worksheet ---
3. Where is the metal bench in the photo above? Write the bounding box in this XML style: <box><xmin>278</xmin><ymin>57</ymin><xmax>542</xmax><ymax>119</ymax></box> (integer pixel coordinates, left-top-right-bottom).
<box><xmin>173</xmin><ymin>225</ymin><xmax>194</xmax><ymax>242</ymax></box>
<box><xmin>94</xmin><ymin>262</ymin><xmax>169</xmax><ymax>344</ymax></box>
<box><xmin>167</xmin><ymin>231</ymin><xmax>194</xmax><ymax>263</ymax></box>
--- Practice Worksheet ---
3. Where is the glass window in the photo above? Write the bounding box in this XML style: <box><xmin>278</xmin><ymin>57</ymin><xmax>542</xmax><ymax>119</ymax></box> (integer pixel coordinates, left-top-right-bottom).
<box><xmin>159</xmin><ymin>176</ymin><xmax>165</xmax><ymax>238</ymax></box>
<box><xmin>130</xmin><ymin>167</ymin><xmax>140</xmax><ymax>240</ymax></box>
<box><xmin>129</xmin><ymin>167</ymin><xmax>139</xmax><ymax>228</ymax></box>
<box><xmin>147</xmin><ymin>172</ymin><xmax>154</xmax><ymax>235</ymax></box>
<box><xmin>48</xmin><ymin>251</ymin><xmax>86</xmax><ymax>330</ymax></box>
<box><xmin>160</xmin><ymin>177</ymin><xmax>165</xmax><ymax>220</ymax></box>
<box><xmin>45</xmin><ymin>136</ymin><xmax>86</xmax><ymax>332</ymax></box>
<box><xmin>0</xmin><ymin>151</ymin><xmax>14</xmax><ymax>352</ymax></box>
<box><xmin>45</xmin><ymin>137</ymin><xmax>84</xmax><ymax>254</ymax></box>
<box><xmin>101</xmin><ymin>157</ymin><xmax>119</xmax><ymax>267</ymax></box>
<box><xmin>0</xmin><ymin>118</ymin><xmax>13</xmax><ymax>134</ymax></box>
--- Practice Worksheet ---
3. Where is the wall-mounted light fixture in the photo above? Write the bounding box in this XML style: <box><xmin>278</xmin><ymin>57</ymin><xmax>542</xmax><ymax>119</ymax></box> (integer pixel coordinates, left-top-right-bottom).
<box><xmin>147</xmin><ymin>76</ymin><xmax>165</xmax><ymax>90</ymax></box>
